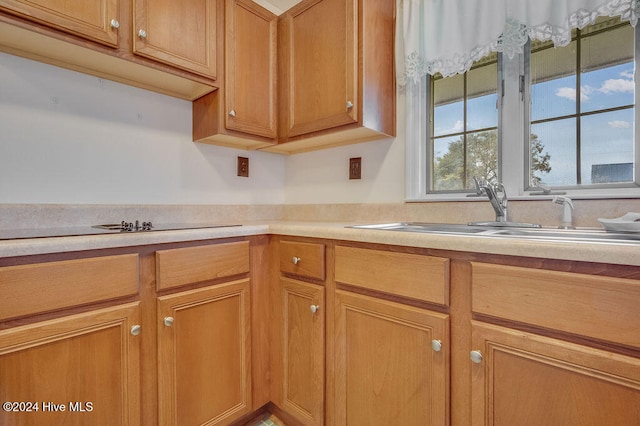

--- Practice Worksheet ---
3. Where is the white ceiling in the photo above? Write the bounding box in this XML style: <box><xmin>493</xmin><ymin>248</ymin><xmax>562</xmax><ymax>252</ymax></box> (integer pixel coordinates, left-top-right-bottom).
<box><xmin>253</xmin><ymin>0</ymin><xmax>301</xmax><ymax>15</ymax></box>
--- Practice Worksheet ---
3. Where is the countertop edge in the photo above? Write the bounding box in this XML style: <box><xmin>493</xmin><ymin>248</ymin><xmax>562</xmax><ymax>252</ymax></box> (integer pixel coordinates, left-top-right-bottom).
<box><xmin>0</xmin><ymin>221</ymin><xmax>638</xmax><ymax>267</ymax></box>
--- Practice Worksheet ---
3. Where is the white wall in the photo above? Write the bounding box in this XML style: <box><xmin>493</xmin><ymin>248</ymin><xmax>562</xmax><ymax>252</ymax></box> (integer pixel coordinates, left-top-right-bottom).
<box><xmin>0</xmin><ymin>52</ymin><xmax>405</xmax><ymax>206</ymax></box>
<box><xmin>0</xmin><ymin>52</ymin><xmax>285</xmax><ymax>205</ymax></box>
<box><xmin>283</xmin><ymin>135</ymin><xmax>405</xmax><ymax>204</ymax></box>
<box><xmin>284</xmin><ymin>90</ymin><xmax>406</xmax><ymax>204</ymax></box>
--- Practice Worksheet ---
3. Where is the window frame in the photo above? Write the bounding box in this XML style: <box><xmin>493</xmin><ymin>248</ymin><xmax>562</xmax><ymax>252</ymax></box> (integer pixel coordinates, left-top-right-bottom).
<box><xmin>427</xmin><ymin>54</ymin><xmax>501</xmax><ymax>194</ymax></box>
<box><xmin>406</xmin><ymin>21</ymin><xmax>640</xmax><ymax>202</ymax></box>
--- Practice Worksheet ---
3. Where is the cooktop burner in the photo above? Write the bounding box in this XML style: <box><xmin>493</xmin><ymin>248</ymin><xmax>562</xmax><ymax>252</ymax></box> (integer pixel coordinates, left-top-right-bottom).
<box><xmin>0</xmin><ymin>222</ymin><xmax>242</xmax><ymax>240</ymax></box>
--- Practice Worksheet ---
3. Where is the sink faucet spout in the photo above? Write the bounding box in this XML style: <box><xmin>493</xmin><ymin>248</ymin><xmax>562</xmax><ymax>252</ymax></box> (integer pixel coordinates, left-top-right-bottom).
<box><xmin>473</xmin><ymin>176</ymin><xmax>509</xmax><ymax>222</ymax></box>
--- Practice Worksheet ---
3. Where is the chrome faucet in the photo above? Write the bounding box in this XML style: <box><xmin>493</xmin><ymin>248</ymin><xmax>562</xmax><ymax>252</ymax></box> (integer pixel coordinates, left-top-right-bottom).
<box><xmin>552</xmin><ymin>196</ymin><xmax>575</xmax><ymax>229</ymax></box>
<box><xmin>472</xmin><ymin>176</ymin><xmax>508</xmax><ymax>222</ymax></box>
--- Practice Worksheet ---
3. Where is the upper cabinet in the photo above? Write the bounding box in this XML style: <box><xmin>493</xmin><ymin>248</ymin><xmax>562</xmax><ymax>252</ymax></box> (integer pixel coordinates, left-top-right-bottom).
<box><xmin>193</xmin><ymin>0</ymin><xmax>278</xmax><ymax>149</ymax></box>
<box><xmin>0</xmin><ymin>0</ymin><xmax>120</xmax><ymax>46</ymax></box>
<box><xmin>278</xmin><ymin>0</ymin><xmax>357</xmax><ymax>139</ymax></box>
<box><xmin>225</xmin><ymin>0</ymin><xmax>277</xmax><ymax>139</ymax></box>
<box><xmin>268</xmin><ymin>0</ymin><xmax>395</xmax><ymax>154</ymax></box>
<box><xmin>0</xmin><ymin>0</ymin><xmax>217</xmax><ymax>99</ymax></box>
<box><xmin>0</xmin><ymin>0</ymin><xmax>396</xmax><ymax>153</ymax></box>
<box><xmin>133</xmin><ymin>0</ymin><xmax>218</xmax><ymax>79</ymax></box>
<box><xmin>194</xmin><ymin>0</ymin><xmax>396</xmax><ymax>154</ymax></box>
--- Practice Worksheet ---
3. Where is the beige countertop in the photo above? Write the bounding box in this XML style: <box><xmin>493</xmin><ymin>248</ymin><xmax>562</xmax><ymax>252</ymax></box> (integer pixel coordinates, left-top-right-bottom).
<box><xmin>1</xmin><ymin>221</ymin><xmax>638</xmax><ymax>267</ymax></box>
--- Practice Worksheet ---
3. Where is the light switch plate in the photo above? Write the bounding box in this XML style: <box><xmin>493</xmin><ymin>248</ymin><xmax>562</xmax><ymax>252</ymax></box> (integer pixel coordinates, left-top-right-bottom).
<box><xmin>237</xmin><ymin>157</ymin><xmax>249</xmax><ymax>177</ymax></box>
<box><xmin>349</xmin><ymin>157</ymin><xmax>361</xmax><ymax>180</ymax></box>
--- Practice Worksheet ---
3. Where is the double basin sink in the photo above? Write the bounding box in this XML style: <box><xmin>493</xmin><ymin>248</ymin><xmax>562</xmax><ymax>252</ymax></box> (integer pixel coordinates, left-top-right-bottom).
<box><xmin>349</xmin><ymin>222</ymin><xmax>640</xmax><ymax>245</ymax></box>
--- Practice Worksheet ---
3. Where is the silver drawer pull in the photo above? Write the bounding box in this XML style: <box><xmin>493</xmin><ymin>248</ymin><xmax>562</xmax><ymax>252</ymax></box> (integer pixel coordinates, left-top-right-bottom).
<box><xmin>431</xmin><ymin>339</ymin><xmax>442</xmax><ymax>352</ymax></box>
<box><xmin>470</xmin><ymin>350</ymin><xmax>483</xmax><ymax>364</ymax></box>
<box><xmin>292</xmin><ymin>256</ymin><xmax>301</xmax><ymax>265</ymax></box>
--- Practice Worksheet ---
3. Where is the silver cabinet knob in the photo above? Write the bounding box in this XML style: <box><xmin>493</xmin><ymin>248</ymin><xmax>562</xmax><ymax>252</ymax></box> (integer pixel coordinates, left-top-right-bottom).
<box><xmin>470</xmin><ymin>350</ymin><xmax>483</xmax><ymax>364</ymax></box>
<box><xmin>292</xmin><ymin>256</ymin><xmax>301</xmax><ymax>265</ymax></box>
<box><xmin>110</xmin><ymin>19</ymin><xmax>120</xmax><ymax>29</ymax></box>
<box><xmin>130</xmin><ymin>325</ymin><xmax>141</xmax><ymax>336</ymax></box>
<box><xmin>138</xmin><ymin>29</ymin><xmax>147</xmax><ymax>39</ymax></box>
<box><xmin>310</xmin><ymin>304</ymin><xmax>320</xmax><ymax>314</ymax></box>
<box><xmin>163</xmin><ymin>316</ymin><xmax>174</xmax><ymax>327</ymax></box>
<box><xmin>431</xmin><ymin>339</ymin><xmax>442</xmax><ymax>352</ymax></box>
<box><xmin>346</xmin><ymin>101</ymin><xmax>354</xmax><ymax>109</ymax></box>
<box><xmin>229</xmin><ymin>110</ymin><xmax>236</xmax><ymax>117</ymax></box>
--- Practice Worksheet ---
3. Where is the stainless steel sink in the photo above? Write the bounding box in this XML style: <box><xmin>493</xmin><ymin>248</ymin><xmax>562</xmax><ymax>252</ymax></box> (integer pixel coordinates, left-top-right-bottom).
<box><xmin>484</xmin><ymin>227</ymin><xmax>640</xmax><ymax>243</ymax></box>
<box><xmin>349</xmin><ymin>222</ymin><xmax>490</xmax><ymax>234</ymax></box>
<box><xmin>348</xmin><ymin>222</ymin><xmax>640</xmax><ymax>244</ymax></box>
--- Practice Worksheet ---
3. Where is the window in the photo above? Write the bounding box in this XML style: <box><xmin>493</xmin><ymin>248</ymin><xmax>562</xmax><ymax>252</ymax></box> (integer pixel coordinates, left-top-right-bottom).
<box><xmin>430</xmin><ymin>53</ymin><xmax>498</xmax><ymax>192</ymax></box>
<box><xmin>528</xmin><ymin>17</ymin><xmax>635</xmax><ymax>188</ymax></box>
<box><xmin>418</xmin><ymin>16</ymin><xmax>639</xmax><ymax>199</ymax></box>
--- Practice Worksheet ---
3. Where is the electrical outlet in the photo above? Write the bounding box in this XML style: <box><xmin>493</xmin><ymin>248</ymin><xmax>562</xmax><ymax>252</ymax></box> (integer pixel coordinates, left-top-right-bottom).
<box><xmin>237</xmin><ymin>157</ymin><xmax>249</xmax><ymax>177</ymax></box>
<box><xmin>349</xmin><ymin>157</ymin><xmax>361</xmax><ymax>180</ymax></box>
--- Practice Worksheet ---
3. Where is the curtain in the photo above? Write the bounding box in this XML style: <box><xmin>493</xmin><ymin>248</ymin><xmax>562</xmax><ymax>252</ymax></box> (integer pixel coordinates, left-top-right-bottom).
<box><xmin>396</xmin><ymin>0</ymin><xmax>640</xmax><ymax>85</ymax></box>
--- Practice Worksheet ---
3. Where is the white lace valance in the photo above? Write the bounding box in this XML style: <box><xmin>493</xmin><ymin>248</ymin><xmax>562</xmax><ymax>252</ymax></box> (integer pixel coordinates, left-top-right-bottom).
<box><xmin>396</xmin><ymin>0</ymin><xmax>640</xmax><ymax>85</ymax></box>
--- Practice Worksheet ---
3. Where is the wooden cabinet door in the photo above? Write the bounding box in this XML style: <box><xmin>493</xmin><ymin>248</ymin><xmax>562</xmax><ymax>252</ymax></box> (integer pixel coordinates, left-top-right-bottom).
<box><xmin>470</xmin><ymin>321</ymin><xmax>640</xmax><ymax>425</ymax></box>
<box><xmin>276</xmin><ymin>277</ymin><xmax>325</xmax><ymax>425</ymax></box>
<box><xmin>333</xmin><ymin>290</ymin><xmax>449</xmax><ymax>426</ymax></box>
<box><xmin>133</xmin><ymin>0</ymin><xmax>217</xmax><ymax>79</ymax></box>
<box><xmin>225</xmin><ymin>0</ymin><xmax>277</xmax><ymax>138</ymax></box>
<box><xmin>278</xmin><ymin>0</ymin><xmax>357</xmax><ymax>139</ymax></box>
<box><xmin>0</xmin><ymin>303</ymin><xmax>141</xmax><ymax>425</ymax></box>
<box><xmin>157</xmin><ymin>280</ymin><xmax>251</xmax><ymax>426</ymax></box>
<box><xmin>0</xmin><ymin>0</ymin><xmax>120</xmax><ymax>46</ymax></box>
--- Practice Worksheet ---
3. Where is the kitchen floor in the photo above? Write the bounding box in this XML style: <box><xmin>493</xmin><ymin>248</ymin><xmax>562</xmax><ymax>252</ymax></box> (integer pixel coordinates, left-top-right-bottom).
<box><xmin>246</xmin><ymin>414</ymin><xmax>285</xmax><ymax>426</ymax></box>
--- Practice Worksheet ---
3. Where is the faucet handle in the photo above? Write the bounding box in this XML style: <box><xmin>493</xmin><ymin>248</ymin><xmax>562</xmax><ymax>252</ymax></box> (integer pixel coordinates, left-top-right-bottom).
<box><xmin>493</xmin><ymin>182</ymin><xmax>508</xmax><ymax>206</ymax></box>
<box><xmin>472</xmin><ymin>176</ymin><xmax>484</xmax><ymax>195</ymax></box>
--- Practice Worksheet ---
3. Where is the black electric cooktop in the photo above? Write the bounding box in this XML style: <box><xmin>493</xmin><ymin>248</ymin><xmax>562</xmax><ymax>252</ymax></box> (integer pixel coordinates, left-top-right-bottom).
<box><xmin>0</xmin><ymin>222</ymin><xmax>242</xmax><ymax>240</ymax></box>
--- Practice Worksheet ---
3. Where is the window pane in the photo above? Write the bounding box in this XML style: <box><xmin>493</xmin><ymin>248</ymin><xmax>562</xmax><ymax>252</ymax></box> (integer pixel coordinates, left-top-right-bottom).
<box><xmin>581</xmin><ymin>63</ymin><xmax>635</xmax><ymax>113</ymax></box>
<box><xmin>581</xmin><ymin>23</ymin><xmax>634</xmax><ymax>113</ymax></box>
<box><xmin>433</xmin><ymin>100</ymin><xmax>464</xmax><ymax>137</ymax></box>
<box><xmin>432</xmin><ymin>130</ymin><xmax>499</xmax><ymax>191</ymax></box>
<box><xmin>430</xmin><ymin>55</ymin><xmax>498</xmax><ymax>192</ymax></box>
<box><xmin>466</xmin><ymin>130</ymin><xmax>498</xmax><ymax>186</ymax></box>
<box><xmin>531</xmin><ymin>119</ymin><xmax>577</xmax><ymax>186</ymax></box>
<box><xmin>467</xmin><ymin>60</ymin><xmax>498</xmax><ymax>130</ymax></box>
<box><xmin>582</xmin><ymin>109</ymin><xmax>635</xmax><ymax>184</ymax></box>
<box><xmin>433</xmin><ymin>73</ymin><xmax>464</xmax><ymax>137</ymax></box>
<box><xmin>432</xmin><ymin>136</ymin><xmax>464</xmax><ymax>190</ymax></box>
<box><xmin>531</xmin><ymin>41</ymin><xmax>577</xmax><ymax>121</ymax></box>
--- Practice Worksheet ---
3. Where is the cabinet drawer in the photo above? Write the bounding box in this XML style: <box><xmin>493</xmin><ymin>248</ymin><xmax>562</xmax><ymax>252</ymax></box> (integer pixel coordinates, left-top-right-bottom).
<box><xmin>0</xmin><ymin>254</ymin><xmax>139</xmax><ymax>321</ymax></box>
<box><xmin>471</xmin><ymin>262</ymin><xmax>640</xmax><ymax>348</ymax></box>
<box><xmin>279</xmin><ymin>240</ymin><xmax>325</xmax><ymax>281</ymax></box>
<box><xmin>335</xmin><ymin>246</ymin><xmax>449</xmax><ymax>305</ymax></box>
<box><xmin>156</xmin><ymin>241</ymin><xmax>250</xmax><ymax>290</ymax></box>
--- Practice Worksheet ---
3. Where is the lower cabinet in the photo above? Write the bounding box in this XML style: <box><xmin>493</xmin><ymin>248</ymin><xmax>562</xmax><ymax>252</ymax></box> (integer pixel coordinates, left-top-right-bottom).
<box><xmin>4</xmin><ymin>235</ymin><xmax>640</xmax><ymax>426</ymax></box>
<box><xmin>333</xmin><ymin>290</ymin><xmax>449</xmax><ymax>426</ymax></box>
<box><xmin>272</xmin><ymin>238</ymin><xmax>326</xmax><ymax>425</ymax></box>
<box><xmin>467</xmin><ymin>260</ymin><xmax>640</xmax><ymax>425</ymax></box>
<box><xmin>470</xmin><ymin>321</ymin><xmax>640</xmax><ymax>425</ymax></box>
<box><xmin>276</xmin><ymin>277</ymin><xmax>325</xmax><ymax>425</ymax></box>
<box><xmin>0</xmin><ymin>302</ymin><xmax>141</xmax><ymax>425</ymax></box>
<box><xmin>157</xmin><ymin>279</ymin><xmax>252</xmax><ymax>426</ymax></box>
